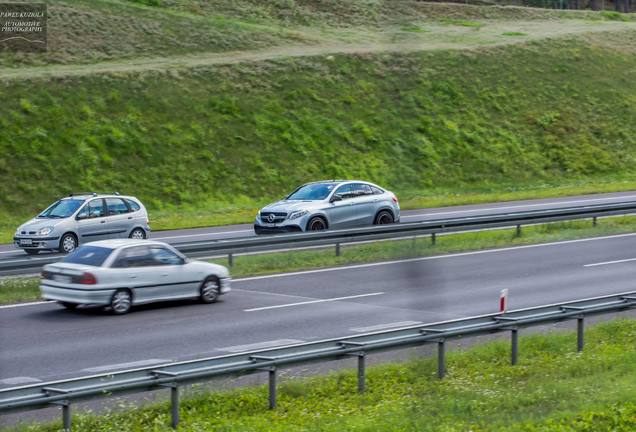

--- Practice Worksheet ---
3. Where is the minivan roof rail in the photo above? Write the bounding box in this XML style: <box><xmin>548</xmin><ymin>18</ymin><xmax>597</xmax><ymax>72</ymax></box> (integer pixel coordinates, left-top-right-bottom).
<box><xmin>68</xmin><ymin>192</ymin><xmax>120</xmax><ymax>197</ymax></box>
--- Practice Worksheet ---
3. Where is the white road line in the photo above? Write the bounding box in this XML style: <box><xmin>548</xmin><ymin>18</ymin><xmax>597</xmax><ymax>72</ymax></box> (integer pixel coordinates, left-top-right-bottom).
<box><xmin>350</xmin><ymin>321</ymin><xmax>423</xmax><ymax>333</ymax></box>
<box><xmin>0</xmin><ymin>376</ymin><xmax>42</xmax><ymax>385</ymax></box>
<box><xmin>219</xmin><ymin>339</ymin><xmax>305</xmax><ymax>353</ymax></box>
<box><xmin>244</xmin><ymin>292</ymin><xmax>385</xmax><ymax>312</ymax></box>
<box><xmin>400</xmin><ymin>194</ymin><xmax>636</xmax><ymax>219</ymax></box>
<box><xmin>152</xmin><ymin>229</ymin><xmax>252</xmax><ymax>240</ymax></box>
<box><xmin>0</xmin><ymin>300</ymin><xmax>48</xmax><ymax>309</ymax></box>
<box><xmin>82</xmin><ymin>359</ymin><xmax>170</xmax><ymax>373</ymax></box>
<box><xmin>4</xmin><ymin>232</ymin><xmax>636</xmax><ymax>310</ymax></box>
<box><xmin>584</xmin><ymin>257</ymin><xmax>636</xmax><ymax>267</ymax></box>
<box><xmin>0</xmin><ymin>250</ymin><xmax>21</xmax><ymax>254</ymax></box>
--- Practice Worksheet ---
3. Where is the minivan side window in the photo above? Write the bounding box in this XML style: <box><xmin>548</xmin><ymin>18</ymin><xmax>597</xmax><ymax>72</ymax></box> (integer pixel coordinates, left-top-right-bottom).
<box><xmin>106</xmin><ymin>198</ymin><xmax>130</xmax><ymax>215</ymax></box>
<box><xmin>125</xmin><ymin>199</ymin><xmax>141</xmax><ymax>212</ymax></box>
<box><xmin>77</xmin><ymin>199</ymin><xmax>105</xmax><ymax>219</ymax></box>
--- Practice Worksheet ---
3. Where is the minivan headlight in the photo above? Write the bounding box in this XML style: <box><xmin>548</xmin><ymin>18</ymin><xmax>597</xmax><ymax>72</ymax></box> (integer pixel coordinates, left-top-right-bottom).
<box><xmin>288</xmin><ymin>210</ymin><xmax>309</xmax><ymax>220</ymax></box>
<box><xmin>38</xmin><ymin>227</ymin><xmax>53</xmax><ymax>236</ymax></box>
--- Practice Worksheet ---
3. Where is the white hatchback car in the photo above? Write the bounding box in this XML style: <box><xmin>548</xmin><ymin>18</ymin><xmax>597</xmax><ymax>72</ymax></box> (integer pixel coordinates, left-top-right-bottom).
<box><xmin>40</xmin><ymin>239</ymin><xmax>231</xmax><ymax>314</ymax></box>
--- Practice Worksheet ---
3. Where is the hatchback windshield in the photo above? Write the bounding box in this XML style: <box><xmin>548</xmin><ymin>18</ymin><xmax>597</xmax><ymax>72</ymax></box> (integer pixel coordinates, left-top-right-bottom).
<box><xmin>62</xmin><ymin>246</ymin><xmax>113</xmax><ymax>266</ymax></box>
<box><xmin>38</xmin><ymin>199</ymin><xmax>84</xmax><ymax>218</ymax></box>
<box><xmin>287</xmin><ymin>183</ymin><xmax>337</xmax><ymax>201</ymax></box>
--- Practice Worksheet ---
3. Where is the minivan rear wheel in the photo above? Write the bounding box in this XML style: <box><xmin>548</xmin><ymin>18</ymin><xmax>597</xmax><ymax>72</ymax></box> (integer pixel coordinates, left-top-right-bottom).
<box><xmin>129</xmin><ymin>228</ymin><xmax>146</xmax><ymax>239</ymax></box>
<box><xmin>59</xmin><ymin>233</ymin><xmax>78</xmax><ymax>254</ymax></box>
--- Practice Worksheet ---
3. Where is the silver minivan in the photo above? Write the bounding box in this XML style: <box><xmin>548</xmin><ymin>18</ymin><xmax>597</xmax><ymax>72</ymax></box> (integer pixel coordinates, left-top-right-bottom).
<box><xmin>14</xmin><ymin>193</ymin><xmax>150</xmax><ymax>255</ymax></box>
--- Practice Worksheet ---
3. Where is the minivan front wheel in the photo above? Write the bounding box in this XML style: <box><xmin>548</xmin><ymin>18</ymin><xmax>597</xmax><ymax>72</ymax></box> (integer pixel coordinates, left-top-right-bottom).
<box><xmin>59</xmin><ymin>233</ymin><xmax>78</xmax><ymax>254</ymax></box>
<box><xmin>129</xmin><ymin>228</ymin><xmax>146</xmax><ymax>239</ymax></box>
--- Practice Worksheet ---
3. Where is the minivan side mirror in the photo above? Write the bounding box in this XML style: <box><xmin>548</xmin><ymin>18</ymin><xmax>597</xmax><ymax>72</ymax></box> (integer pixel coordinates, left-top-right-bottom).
<box><xmin>330</xmin><ymin>194</ymin><xmax>342</xmax><ymax>203</ymax></box>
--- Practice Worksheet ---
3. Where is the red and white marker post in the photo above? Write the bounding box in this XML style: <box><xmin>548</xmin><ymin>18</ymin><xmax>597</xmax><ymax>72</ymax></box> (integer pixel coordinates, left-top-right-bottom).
<box><xmin>499</xmin><ymin>289</ymin><xmax>509</xmax><ymax>313</ymax></box>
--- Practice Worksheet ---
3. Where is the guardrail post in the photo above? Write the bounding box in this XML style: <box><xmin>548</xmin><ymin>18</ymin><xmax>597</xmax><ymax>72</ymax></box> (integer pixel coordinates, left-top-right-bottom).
<box><xmin>511</xmin><ymin>328</ymin><xmax>519</xmax><ymax>365</ymax></box>
<box><xmin>358</xmin><ymin>353</ymin><xmax>366</xmax><ymax>393</ymax></box>
<box><xmin>228</xmin><ymin>253</ymin><xmax>233</xmax><ymax>267</ymax></box>
<box><xmin>335</xmin><ymin>243</ymin><xmax>341</xmax><ymax>257</ymax></box>
<box><xmin>593</xmin><ymin>217</ymin><xmax>597</xmax><ymax>227</ymax></box>
<box><xmin>577</xmin><ymin>317</ymin><xmax>584</xmax><ymax>352</ymax></box>
<box><xmin>437</xmin><ymin>340</ymin><xmax>445</xmax><ymax>379</ymax></box>
<box><xmin>170</xmin><ymin>385</ymin><xmax>180</xmax><ymax>429</ymax></box>
<box><xmin>268</xmin><ymin>367</ymin><xmax>277</xmax><ymax>409</ymax></box>
<box><xmin>515</xmin><ymin>225</ymin><xmax>521</xmax><ymax>237</ymax></box>
<box><xmin>62</xmin><ymin>401</ymin><xmax>71</xmax><ymax>432</ymax></box>
<box><xmin>431</xmin><ymin>232</ymin><xmax>436</xmax><ymax>246</ymax></box>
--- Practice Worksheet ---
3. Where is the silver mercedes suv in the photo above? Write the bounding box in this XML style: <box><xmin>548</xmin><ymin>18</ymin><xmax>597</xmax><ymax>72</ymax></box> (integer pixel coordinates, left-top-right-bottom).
<box><xmin>254</xmin><ymin>180</ymin><xmax>400</xmax><ymax>234</ymax></box>
<box><xmin>14</xmin><ymin>193</ymin><xmax>151</xmax><ymax>255</ymax></box>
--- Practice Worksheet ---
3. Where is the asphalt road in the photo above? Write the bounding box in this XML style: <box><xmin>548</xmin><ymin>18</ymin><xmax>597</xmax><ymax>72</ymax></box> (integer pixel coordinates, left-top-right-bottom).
<box><xmin>1</xmin><ymin>231</ymin><xmax>636</xmax><ymax>388</ymax></box>
<box><xmin>2</xmin><ymin>190</ymin><xmax>636</xmax><ymax>265</ymax></box>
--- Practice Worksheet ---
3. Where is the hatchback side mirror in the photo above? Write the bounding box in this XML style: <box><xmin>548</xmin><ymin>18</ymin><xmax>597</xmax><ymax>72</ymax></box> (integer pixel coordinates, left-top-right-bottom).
<box><xmin>330</xmin><ymin>194</ymin><xmax>342</xmax><ymax>203</ymax></box>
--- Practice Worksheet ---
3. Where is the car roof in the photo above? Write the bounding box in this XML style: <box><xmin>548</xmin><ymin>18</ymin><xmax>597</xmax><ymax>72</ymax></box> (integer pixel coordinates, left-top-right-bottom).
<box><xmin>62</xmin><ymin>194</ymin><xmax>137</xmax><ymax>200</ymax></box>
<box><xmin>83</xmin><ymin>239</ymin><xmax>165</xmax><ymax>249</ymax></box>
<box><xmin>305</xmin><ymin>180</ymin><xmax>381</xmax><ymax>188</ymax></box>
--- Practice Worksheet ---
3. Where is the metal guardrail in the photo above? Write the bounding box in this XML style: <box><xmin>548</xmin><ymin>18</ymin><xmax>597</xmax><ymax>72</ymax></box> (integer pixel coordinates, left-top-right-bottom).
<box><xmin>1</xmin><ymin>291</ymin><xmax>636</xmax><ymax>430</ymax></box>
<box><xmin>2</xmin><ymin>200</ymin><xmax>636</xmax><ymax>274</ymax></box>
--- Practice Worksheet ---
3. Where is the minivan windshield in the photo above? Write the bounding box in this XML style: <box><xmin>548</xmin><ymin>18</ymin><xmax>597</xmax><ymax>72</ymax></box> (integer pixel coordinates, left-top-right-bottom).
<box><xmin>38</xmin><ymin>199</ymin><xmax>84</xmax><ymax>219</ymax></box>
<box><xmin>62</xmin><ymin>246</ymin><xmax>112</xmax><ymax>267</ymax></box>
<box><xmin>287</xmin><ymin>183</ymin><xmax>337</xmax><ymax>201</ymax></box>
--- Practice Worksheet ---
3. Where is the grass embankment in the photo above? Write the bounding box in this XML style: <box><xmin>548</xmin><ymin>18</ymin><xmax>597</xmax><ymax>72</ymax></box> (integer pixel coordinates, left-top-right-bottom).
<box><xmin>4</xmin><ymin>215</ymin><xmax>636</xmax><ymax>305</ymax></box>
<box><xmin>3</xmin><ymin>28</ymin><xmax>636</xmax><ymax>241</ymax></box>
<box><xmin>8</xmin><ymin>318</ymin><xmax>636</xmax><ymax>431</ymax></box>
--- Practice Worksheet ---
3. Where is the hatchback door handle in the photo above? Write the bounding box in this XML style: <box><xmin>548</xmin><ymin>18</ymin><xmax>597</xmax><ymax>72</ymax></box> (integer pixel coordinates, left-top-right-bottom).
<box><xmin>100</xmin><ymin>220</ymin><xmax>106</xmax><ymax>224</ymax></box>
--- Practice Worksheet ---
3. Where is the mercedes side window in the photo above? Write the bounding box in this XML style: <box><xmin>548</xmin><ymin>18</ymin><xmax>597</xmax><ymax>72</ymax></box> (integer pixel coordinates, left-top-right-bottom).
<box><xmin>106</xmin><ymin>198</ymin><xmax>129</xmax><ymax>215</ymax></box>
<box><xmin>150</xmin><ymin>247</ymin><xmax>184</xmax><ymax>266</ymax></box>
<box><xmin>112</xmin><ymin>246</ymin><xmax>153</xmax><ymax>268</ymax></box>
<box><xmin>351</xmin><ymin>183</ymin><xmax>372</xmax><ymax>197</ymax></box>
<box><xmin>334</xmin><ymin>184</ymin><xmax>354</xmax><ymax>200</ymax></box>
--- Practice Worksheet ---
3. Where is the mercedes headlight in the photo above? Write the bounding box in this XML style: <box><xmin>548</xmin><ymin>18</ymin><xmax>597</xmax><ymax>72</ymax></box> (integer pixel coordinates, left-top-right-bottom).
<box><xmin>288</xmin><ymin>210</ymin><xmax>309</xmax><ymax>220</ymax></box>
<box><xmin>38</xmin><ymin>227</ymin><xmax>53</xmax><ymax>236</ymax></box>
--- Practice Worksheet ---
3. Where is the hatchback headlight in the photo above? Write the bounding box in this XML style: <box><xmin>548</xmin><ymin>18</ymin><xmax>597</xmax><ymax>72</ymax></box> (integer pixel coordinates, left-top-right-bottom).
<box><xmin>288</xmin><ymin>210</ymin><xmax>309</xmax><ymax>220</ymax></box>
<box><xmin>38</xmin><ymin>227</ymin><xmax>53</xmax><ymax>236</ymax></box>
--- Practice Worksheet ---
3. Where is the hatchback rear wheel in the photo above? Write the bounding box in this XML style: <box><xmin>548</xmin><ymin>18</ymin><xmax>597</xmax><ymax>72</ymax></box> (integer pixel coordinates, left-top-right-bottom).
<box><xmin>200</xmin><ymin>276</ymin><xmax>220</xmax><ymax>303</ymax></box>
<box><xmin>110</xmin><ymin>290</ymin><xmax>132</xmax><ymax>315</ymax></box>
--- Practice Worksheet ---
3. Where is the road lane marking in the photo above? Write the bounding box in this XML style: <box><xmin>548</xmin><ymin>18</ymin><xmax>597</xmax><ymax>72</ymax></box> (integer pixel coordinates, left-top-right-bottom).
<box><xmin>0</xmin><ymin>301</ymin><xmax>48</xmax><ymax>309</ymax></box>
<box><xmin>153</xmin><ymin>229</ymin><xmax>252</xmax><ymax>240</ymax></box>
<box><xmin>82</xmin><ymin>359</ymin><xmax>170</xmax><ymax>373</ymax></box>
<box><xmin>401</xmin><ymin>194</ymin><xmax>636</xmax><ymax>219</ymax></box>
<box><xmin>0</xmin><ymin>376</ymin><xmax>42</xmax><ymax>385</ymax></box>
<box><xmin>244</xmin><ymin>292</ymin><xmax>385</xmax><ymax>312</ymax></box>
<box><xmin>219</xmin><ymin>339</ymin><xmax>305</xmax><ymax>353</ymax></box>
<box><xmin>4</xmin><ymin>232</ymin><xmax>636</xmax><ymax>310</ymax></box>
<box><xmin>350</xmin><ymin>321</ymin><xmax>424</xmax><ymax>332</ymax></box>
<box><xmin>584</xmin><ymin>257</ymin><xmax>636</xmax><ymax>267</ymax></box>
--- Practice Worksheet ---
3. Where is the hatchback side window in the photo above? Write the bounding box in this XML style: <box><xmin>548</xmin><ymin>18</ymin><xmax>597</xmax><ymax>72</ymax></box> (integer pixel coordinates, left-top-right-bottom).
<box><xmin>106</xmin><ymin>198</ymin><xmax>129</xmax><ymax>215</ymax></box>
<box><xmin>77</xmin><ymin>199</ymin><xmax>105</xmax><ymax>219</ymax></box>
<box><xmin>150</xmin><ymin>247</ymin><xmax>183</xmax><ymax>266</ymax></box>
<box><xmin>334</xmin><ymin>184</ymin><xmax>354</xmax><ymax>199</ymax></box>
<box><xmin>112</xmin><ymin>246</ymin><xmax>153</xmax><ymax>268</ymax></box>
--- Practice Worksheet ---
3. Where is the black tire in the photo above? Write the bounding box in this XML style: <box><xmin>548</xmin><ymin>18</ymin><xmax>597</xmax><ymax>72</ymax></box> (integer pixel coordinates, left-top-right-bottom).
<box><xmin>200</xmin><ymin>276</ymin><xmax>220</xmax><ymax>304</ymax></box>
<box><xmin>24</xmin><ymin>249</ymin><xmax>39</xmax><ymax>255</ymax></box>
<box><xmin>129</xmin><ymin>228</ymin><xmax>146</xmax><ymax>239</ymax></box>
<box><xmin>374</xmin><ymin>210</ymin><xmax>394</xmax><ymax>225</ymax></box>
<box><xmin>58</xmin><ymin>233</ymin><xmax>78</xmax><ymax>254</ymax></box>
<box><xmin>58</xmin><ymin>301</ymin><xmax>77</xmax><ymax>310</ymax></box>
<box><xmin>307</xmin><ymin>216</ymin><xmax>327</xmax><ymax>231</ymax></box>
<box><xmin>110</xmin><ymin>289</ymin><xmax>132</xmax><ymax>315</ymax></box>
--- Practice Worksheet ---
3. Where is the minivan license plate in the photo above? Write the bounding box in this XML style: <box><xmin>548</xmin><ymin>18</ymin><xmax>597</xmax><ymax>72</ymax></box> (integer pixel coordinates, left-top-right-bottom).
<box><xmin>20</xmin><ymin>239</ymin><xmax>32</xmax><ymax>246</ymax></box>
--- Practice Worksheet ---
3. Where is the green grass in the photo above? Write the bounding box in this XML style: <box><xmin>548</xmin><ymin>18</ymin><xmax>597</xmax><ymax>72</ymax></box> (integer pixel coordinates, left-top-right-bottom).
<box><xmin>8</xmin><ymin>318</ymin><xmax>636</xmax><ymax>431</ymax></box>
<box><xmin>2</xmin><ymin>30</ymin><xmax>636</xmax><ymax>240</ymax></box>
<box><xmin>502</xmin><ymin>31</ymin><xmax>527</xmax><ymax>36</ymax></box>
<box><xmin>4</xmin><ymin>215</ymin><xmax>636</xmax><ymax>305</ymax></box>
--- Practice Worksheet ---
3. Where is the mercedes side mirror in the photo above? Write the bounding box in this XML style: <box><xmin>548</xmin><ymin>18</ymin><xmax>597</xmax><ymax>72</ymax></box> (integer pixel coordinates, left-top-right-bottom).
<box><xmin>330</xmin><ymin>194</ymin><xmax>342</xmax><ymax>203</ymax></box>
